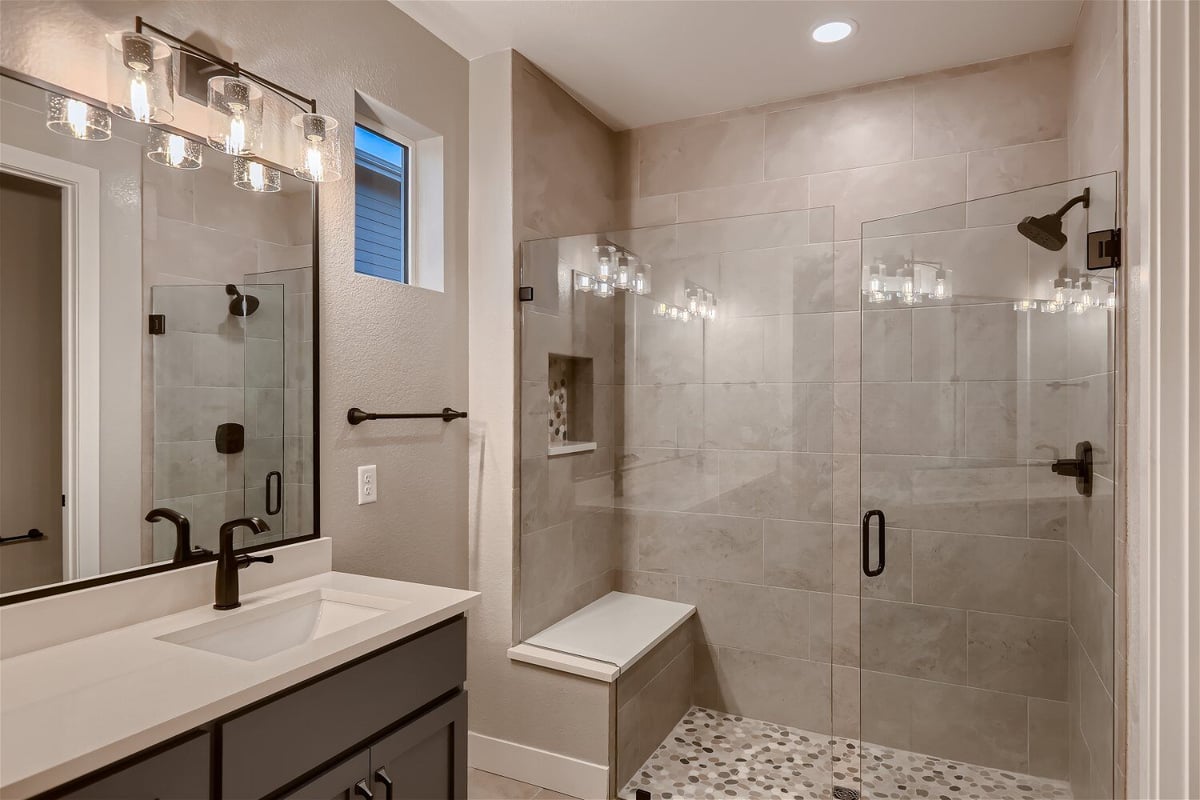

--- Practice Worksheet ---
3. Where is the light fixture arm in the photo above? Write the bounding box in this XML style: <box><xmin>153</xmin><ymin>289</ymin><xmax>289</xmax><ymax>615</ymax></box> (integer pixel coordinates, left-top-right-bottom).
<box><xmin>134</xmin><ymin>16</ymin><xmax>317</xmax><ymax>113</ymax></box>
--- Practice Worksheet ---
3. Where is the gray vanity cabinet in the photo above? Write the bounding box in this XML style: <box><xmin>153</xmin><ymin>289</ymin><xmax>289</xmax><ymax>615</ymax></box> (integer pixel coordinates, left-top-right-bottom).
<box><xmin>282</xmin><ymin>692</ymin><xmax>467</xmax><ymax>800</ymax></box>
<box><xmin>36</xmin><ymin>617</ymin><xmax>467</xmax><ymax>800</ymax></box>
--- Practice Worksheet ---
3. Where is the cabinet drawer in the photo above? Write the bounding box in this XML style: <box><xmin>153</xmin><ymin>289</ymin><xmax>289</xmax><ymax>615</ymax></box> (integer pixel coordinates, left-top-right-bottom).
<box><xmin>50</xmin><ymin>730</ymin><xmax>210</xmax><ymax>800</ymax></box>
<box><xmin>223</xmin><ymin>618</ymin><xmax>465</xmax><ymax>800</ymax></box>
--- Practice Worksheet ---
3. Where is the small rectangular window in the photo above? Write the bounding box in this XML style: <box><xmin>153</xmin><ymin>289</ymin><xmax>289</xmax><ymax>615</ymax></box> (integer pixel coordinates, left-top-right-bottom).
<box><xmin>354</xmin><ymin>124</ymin><xmax>409</xmax><ymax>283</ymax></box>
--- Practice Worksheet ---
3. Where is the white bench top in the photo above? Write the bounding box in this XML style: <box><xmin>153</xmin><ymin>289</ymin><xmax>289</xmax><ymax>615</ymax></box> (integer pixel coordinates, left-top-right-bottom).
<box><xmin>509</xmin><ymin>591</ymin><xmax>695</xmax><ymax>682</ymax></box>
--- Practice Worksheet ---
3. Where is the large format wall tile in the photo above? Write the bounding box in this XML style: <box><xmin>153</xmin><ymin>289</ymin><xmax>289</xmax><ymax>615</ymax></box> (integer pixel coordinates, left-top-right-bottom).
<box><xmin>715</xmin><ymin>451</ymin><xmax>833</xmax><ymax>521</ymax></box>
<box><xmin>810</xmin><ymin>155</ymin><xmax>967</xmax><ymax>241</ymax></box>
<box><xmin>860</xmin><ymin>598</ymin><xmax>968</xmax><ymax>684</ymax></box>
<box><xmin>913</xmin><ymin>530</ymin><xmax>1068</xmax><ymax>619</ymax></box>
<box><xmin>762</xmin><ymin>313</ymin><xmax>834</xmax><ymax>382</ymax></box>
<box><xmin>1069</xmin><ymin>546</ymin><xmax>1115</xmax><ymax>693</ymax></box>
<box><xmin>701</xmin><ymin>384</ymin><xmax>808</xmax><ymax>451</ymax></box>
<box><xmin>711</xmin><ymin>646</ymin><xmax>833</xmax><ymax>734</ymax></box>
<box><xmin>968</xmin><ymin>611</ymin><xmax>1068</xmax><ymax>700</ymax></box>
<box><xmin>717</xmin><ymin>243</ymin><xmax>834</xmax><ymax>317</ymax></box>
<box><xmin>1028</xmin><ymin>698</ymin><xmax>1070</xmax><ymax>779</ymax></box>
<box><xmin>908</xmin><ymin>678</ymin><xmax>1031</xmax><ymax>773</ymax></box>
<box><xmin>679</xmin><ymin>577</ymin><xmax>811</xmax><ymax>659</ymax></box>
<box><xmin>639</xmin><ymin>116</ymin><xmax>765</xmax><ymax>197</ymax></box>
<box><xmin>637</xmin><ymin>510</ymin><xmax>765</xmax><ymax>584</ymax></box>
<box><xmin>764</xmin><ymin>88</ymin><xmax>915</xmax><ymax>179</ymax></box>
<box><xmin>677</xmin><ymin>177</ymin><xmax>810</xmax><ymax>224</ymax></box>
<box><xmin>763</xmin><ymin>520</ymin><xmax>833</xmax><ymax>592</ymax></box>
<box><xmin>913</xmin><ymin>50</ymin><xmax>1068</xmax><ymax>158</ymax></box>
<box><xmin>615</xmin><ymin>448</ymin><xmax>720</xmax><ymax>512</ymax></box>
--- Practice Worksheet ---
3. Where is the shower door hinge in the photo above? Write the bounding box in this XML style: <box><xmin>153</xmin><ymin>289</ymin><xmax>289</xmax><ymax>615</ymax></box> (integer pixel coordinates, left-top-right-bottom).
<box><xmin>518</xmin><ymin>286</ymin><xmax>534</xmax><ymax>302</ymax></box>
<box><xmin>1087</xmin><ymin>228</ymin><xmax>1121</xmax><ymax>270</ymax></box>
<box><xmin>148</xmin><ymin>314</ymin><xmax>166</xmax><ymax>335</ymax></box>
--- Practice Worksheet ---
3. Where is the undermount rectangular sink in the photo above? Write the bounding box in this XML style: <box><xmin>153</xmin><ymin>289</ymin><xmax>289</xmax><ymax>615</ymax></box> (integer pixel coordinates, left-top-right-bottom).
<box><xmin>157</xmin><ymin>589</ymin><xmax>409</xmax><ymax>661</ymax></box>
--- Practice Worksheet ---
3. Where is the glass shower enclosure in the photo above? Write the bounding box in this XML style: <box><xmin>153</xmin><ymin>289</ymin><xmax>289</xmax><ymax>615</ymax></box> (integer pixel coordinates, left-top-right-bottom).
<box><xmin>516</xmin><ymin>173</ymin><xmax>1117</xmax><ymax>800</ymax></box>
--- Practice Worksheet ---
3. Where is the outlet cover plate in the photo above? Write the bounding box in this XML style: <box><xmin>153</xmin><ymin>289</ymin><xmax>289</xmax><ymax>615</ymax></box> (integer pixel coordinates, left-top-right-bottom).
<box><xmin>357</xmin><ymin>465</ymin><xmax>377</xmax><ymax>505</ymax></box>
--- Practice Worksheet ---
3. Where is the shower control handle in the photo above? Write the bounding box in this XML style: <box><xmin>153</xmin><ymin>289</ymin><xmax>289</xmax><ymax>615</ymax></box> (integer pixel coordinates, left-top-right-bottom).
<box><xmin>862</xmin><ymin>510</ymin><xmax>886</xmax><ymax>577</ymax></box>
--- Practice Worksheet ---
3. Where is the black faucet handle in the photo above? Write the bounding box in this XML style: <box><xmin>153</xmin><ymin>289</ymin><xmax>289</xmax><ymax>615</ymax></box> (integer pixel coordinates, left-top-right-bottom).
<box><xmin>236</xmin><ymin>553</ymin><xmax>275</xmax><ymax>570</ymax></box>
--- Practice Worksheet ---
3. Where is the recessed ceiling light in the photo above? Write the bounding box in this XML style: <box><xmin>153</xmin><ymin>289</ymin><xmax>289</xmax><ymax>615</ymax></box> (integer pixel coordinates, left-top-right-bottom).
<box><xmin>812</xmin><ymin>20</ymin><xmax>856</xmax><ymax>44</ymax></box>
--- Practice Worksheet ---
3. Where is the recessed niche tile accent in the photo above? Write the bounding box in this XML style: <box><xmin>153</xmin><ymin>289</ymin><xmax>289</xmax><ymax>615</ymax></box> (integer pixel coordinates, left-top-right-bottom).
<box><xmin>548</xmin><ymin>354</ymin><xmax>594</xmax><ymax>448</ymax></box>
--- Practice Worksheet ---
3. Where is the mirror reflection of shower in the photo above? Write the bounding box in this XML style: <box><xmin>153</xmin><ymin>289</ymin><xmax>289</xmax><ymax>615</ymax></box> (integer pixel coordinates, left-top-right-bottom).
<box><xmin>225</xmin><ymin>283</ymin><xmax>260</xmax><ymax>317</ymax></box>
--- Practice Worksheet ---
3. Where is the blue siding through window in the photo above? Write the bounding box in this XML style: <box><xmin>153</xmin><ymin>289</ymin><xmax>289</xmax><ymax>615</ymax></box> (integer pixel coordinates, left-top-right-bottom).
<box><xmin>354</xmin><ymin>125</ymin><xmax>409</xmax><ymax>283</ymax></box>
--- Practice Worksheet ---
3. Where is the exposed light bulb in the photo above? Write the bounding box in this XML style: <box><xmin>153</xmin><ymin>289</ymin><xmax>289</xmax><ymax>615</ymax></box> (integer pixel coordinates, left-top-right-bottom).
<box><xmin>1013</xmin><ymin>299</ymin><xmax>1037</xmax><ymax>312</ymax></box>
<box><xmin>167</xmin><ymin>134</ymin><xmax>187</xmax><ymax>166</ymax></box>
<box><xmin>575</xmin><ymin>272</ymin><xmax>594</xmax><ymax>293</ymax></box>
<box><xmin>128</xmin><ymin>71</ymin><xmax>151</xmax><ymax>123</ymax></box>
<box><xmin>227</xmin><ymin>112</ymin><xmax>247</xmax><ymax>154</ymax></box>
<box><xmin>304</xmin><ymin>145</ymin><xmax>325</xmax><ymax>182</ymax></box>
<box><xmin>668</xmin><ymin>306</ymin><xmax>680</xmax><ymax>321</ymax></box>
<box><xmin>1106</xmin><ymin>285</ymin><xmax>1117</xmax><ymax>310</ymax></box>
<box><xmin>680</xmin><ymin>309</ymin><xmax>692</xmax><ymax>323</ymax></box>
<box><xmin>597</xmin><ymin>256</ymin><xmax>612</xmax><ymax>280</ymax></box>
<box><xmin>66</xmin><ymin>98</ymin><xmax>90</xmax><ymax>138</ymax></box>
<box><xmin>248</xmin><ymin>162</ymin><xmax>267</xmax><ymax>191</ymax></box>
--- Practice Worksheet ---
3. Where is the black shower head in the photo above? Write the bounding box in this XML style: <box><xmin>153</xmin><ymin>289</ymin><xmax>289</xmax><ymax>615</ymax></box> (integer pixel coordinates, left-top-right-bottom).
<box><xmin>225</xmin><ymin>283</ymin><xmax>260</xmax><ymax>317</ymax></box>
<box><xmin>1017</xmin><ymin>187</ymin><xmax>1090</xmax><ymax>252</ymax></box>
<box><xmin>1017</xmin><ymin>213</ymin><xmax>1068</xmax><ymax>251</ymax></box>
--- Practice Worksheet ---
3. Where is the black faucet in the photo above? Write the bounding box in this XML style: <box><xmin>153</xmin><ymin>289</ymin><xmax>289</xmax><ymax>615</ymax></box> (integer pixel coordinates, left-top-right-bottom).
<box><xmin>213</xmin><ymin>517</ymin><xmax>274</xmax><ymax>610</ymax></box>
<box><xmin>145</xmin><ymin>508</ymin><xmax>213</xmax><ymax>564</ymax></box>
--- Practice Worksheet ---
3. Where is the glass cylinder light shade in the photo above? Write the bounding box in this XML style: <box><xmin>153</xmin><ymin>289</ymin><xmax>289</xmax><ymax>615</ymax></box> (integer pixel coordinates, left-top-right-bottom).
<box><xmin>593</xmin><ymin>245</ymin><xmax>616</xmax><ymax>280</ymax></box>
<box><xmin>45</xmin><ymin>93</ymin><xmax>111</xmax><ymax>140</ymax></box>
<box><xmin>291</xmin><ymin>113</ymin><xmax>342</xmax><ymax>182</ymax></box>
<box><xmin>105</xmin><ymin>31</ymin><xmax>174</xmax><ymax>123</ymax></box>
<box><xmin>233</xmin><ymin>157</ymin><xmax>281</xmax><ymax>193</ymax></box>
<box><xmin>147</xmin><ymin>129</ymin><xmax>202</xmax><ymax>169</ymax></box>
<box><xmin>633</xmin><ymin>264</ymin><xmax>652</xmax><ymax>295</ymax></box>
<box><xmin>207</xmin><ymin>76</ymin><xmax>264</xmax><ymax>155</ymax></box>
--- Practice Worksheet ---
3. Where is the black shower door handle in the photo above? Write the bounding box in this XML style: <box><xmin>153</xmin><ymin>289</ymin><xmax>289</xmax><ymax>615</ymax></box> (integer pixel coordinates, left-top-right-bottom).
<box><xmin>862</xmin><ymin>509</ymin><xmax>886</xmax><ymax>577</ymax></box>
<box><xmin>266</xmin><ymin>470</ymin><xmax>282</xmax><ymax>516</ymax></box>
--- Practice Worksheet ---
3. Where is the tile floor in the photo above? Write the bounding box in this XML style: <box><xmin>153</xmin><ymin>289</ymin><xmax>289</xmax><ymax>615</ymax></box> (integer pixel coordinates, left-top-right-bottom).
<box><xmin>620</xmin><ymin>707</ymin><xmax>1074</xmax><ymax>800</ymax></box>
<box><xmin>468</xmin><ymin>767</ymin><xmax>580</xmax><ymax>800</ymax></box>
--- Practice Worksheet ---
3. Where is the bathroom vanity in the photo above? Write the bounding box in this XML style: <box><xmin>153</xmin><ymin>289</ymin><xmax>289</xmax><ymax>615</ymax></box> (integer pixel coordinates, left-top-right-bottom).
<box><xmin>0</xmin><ymin>539</ymin><xmax>479</xmax><ymax>800</ymax></box>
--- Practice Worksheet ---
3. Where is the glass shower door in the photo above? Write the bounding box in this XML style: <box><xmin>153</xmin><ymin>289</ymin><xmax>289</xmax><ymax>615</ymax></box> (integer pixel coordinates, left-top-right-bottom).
<box><xmin>149</xmin><ymin>283</ymin><xmax>286</xmax><ymax>558</ymax></box>
<box><xmin>857</xmin><ymin>174</ymin><xmax>1118</xmax><ymax>799</ymax></box>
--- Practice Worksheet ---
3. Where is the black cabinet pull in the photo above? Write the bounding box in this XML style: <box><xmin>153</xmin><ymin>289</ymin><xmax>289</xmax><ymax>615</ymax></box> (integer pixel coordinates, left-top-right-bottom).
<box><xmin>373</xmin><ymin>767</ymin><xmax>394</xmax><ymax>800</ymax></box>
<box><xmin>862</xmin><ymin>509</ymin><xmax>886</xmax><ymax>577</ymax></box>
<box><xmin>265</xmin><ymin>470</ymin><xmax>282</xmax><ymax>516</ymax></box>
<box><xmin>353</xmin><ymin>778</ymin><xmax>374</xmax><ymax>799</ymax></box>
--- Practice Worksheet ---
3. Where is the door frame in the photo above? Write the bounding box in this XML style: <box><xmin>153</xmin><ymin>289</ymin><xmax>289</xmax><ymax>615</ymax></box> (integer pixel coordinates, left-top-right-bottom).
<box><xmin>1125</xmin><ymin>0</ymin><xmax>1199</xmax><ymax>796</ymax></box>
<box><xmin>0</xmin><ymin>144</ymin><xmax>101</xmax><ymax>580</ymax></box>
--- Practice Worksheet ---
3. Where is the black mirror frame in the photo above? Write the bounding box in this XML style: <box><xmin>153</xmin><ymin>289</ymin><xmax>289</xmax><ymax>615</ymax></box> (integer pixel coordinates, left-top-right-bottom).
<box><xmin>0</xmin><ymin>67</ymin><xmax>321</xmax><ymax>606</ymax></box>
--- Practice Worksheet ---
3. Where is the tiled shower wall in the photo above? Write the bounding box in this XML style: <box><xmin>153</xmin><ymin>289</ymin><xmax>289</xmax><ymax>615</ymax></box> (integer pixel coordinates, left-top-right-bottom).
<box><xmin>609</xmin><ymin>47</ymin><xmax>1088</xmax><ymax>778</ymax></box>
<box><xmin>1065</xmin><ymin>1</ymin><xmax>1125</xmax><ymax>798</ymax></box>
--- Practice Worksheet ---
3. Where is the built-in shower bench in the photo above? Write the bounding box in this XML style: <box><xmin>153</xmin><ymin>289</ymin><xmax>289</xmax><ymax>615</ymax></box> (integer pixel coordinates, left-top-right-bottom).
<box><xmin>505</xmin><ymin>592</ymin><xmax>697</xmax><ymax>797</ymax></box>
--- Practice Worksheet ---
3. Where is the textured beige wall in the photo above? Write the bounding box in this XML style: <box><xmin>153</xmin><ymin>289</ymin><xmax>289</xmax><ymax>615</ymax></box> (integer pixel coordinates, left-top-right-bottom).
<box><xmin>467</xmin><ymin>49</ymin><xmax>614</xmax><ymax>771</ymax></box>
<box><xmin>0</xmin><ymin>0</ymin><xmax>470</xmax><ymax>589</ymax></box>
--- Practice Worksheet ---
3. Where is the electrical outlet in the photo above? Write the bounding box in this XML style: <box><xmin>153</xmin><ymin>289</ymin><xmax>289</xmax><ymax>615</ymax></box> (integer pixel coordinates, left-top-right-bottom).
<box><xmin>357</xmin><ymin>465</ymin><xmax>377</xmax><ymax>505</ymax></box>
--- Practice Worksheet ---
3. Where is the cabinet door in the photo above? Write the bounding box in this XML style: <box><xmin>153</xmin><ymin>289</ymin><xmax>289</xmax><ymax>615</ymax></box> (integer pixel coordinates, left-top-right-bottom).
<box><xmin>55</xmin><ymin>730</ymin><xmax>209</xmax><ymax>800</ymax></box>
<box><xmin>281</xmin><ymin>750</ymin><xmax>370</xmax><ymax>800</ymax></box>
<box><xmin>369</xmin><ymin>692</ymin><xmax>467</xmax><ymax>800</ymax></box>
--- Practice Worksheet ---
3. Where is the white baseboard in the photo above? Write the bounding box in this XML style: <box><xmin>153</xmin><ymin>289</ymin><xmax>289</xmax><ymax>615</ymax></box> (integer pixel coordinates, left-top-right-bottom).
<box><xmin>468</xmin><ymin>731</ymin><xmax>609</xmax><ymax>799</ymax></box>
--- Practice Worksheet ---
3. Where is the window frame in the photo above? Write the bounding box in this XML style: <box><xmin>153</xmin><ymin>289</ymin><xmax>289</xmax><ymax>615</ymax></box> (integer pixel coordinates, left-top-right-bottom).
<box><xmin>353</xmin><ymin>120</ymin><xmax>416</xmax><ymax>284</ymax></box>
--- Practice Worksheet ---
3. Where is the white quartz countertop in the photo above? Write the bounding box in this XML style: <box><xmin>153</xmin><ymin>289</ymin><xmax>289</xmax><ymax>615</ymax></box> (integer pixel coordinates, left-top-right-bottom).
<box><xmin>0</xmin><ymin>571</ymin><xmax>479</xmax><ymax>798</ymax></box>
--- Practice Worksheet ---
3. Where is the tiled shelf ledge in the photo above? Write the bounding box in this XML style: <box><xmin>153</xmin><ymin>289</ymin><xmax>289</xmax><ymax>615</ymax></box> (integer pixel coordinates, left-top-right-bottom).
<box><xmin>547</xmin><ymin>441</ymin><xmax>597</xmax><ymax>457</ymax></box>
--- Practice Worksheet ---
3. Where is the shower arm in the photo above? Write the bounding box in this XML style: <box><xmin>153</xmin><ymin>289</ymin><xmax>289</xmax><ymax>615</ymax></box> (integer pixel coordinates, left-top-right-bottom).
<box><xmin>1053</xmin><ymin>188</ymin><xmax>1090</xmax><ymax>218</ymax></box>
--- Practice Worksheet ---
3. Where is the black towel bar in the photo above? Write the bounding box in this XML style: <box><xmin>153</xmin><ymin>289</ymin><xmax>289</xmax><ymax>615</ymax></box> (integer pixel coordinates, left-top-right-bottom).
<box><xmin>347</xmin><ymin>407</ymin><xmax>468</xmax><ymax>425</ymax></box>
<box><xmin>1</xmin><ymin>529</ymin><xmax>45</xmax><ymax>545</ymax></box>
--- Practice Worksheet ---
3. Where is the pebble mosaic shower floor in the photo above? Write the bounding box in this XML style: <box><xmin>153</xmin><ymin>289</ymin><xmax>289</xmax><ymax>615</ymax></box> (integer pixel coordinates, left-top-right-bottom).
<box><xmin>620</xmin><ymin>707</ymin><xmax>1073</xmax><ymax>800</ymax></box>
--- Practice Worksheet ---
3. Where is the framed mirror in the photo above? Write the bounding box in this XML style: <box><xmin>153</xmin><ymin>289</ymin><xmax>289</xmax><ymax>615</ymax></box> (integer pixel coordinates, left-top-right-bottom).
<box><xmin>0</xmin><ymin>68</ymin><xmax>319</xmax><ymax>602</ymax></box>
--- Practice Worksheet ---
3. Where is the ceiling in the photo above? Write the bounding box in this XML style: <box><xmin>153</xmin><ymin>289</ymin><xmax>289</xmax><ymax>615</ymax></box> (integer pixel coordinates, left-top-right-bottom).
<box><xmin>392</xmin><ymin>0</ymin><xmax>1083</xmax><ymax>130</ymax></box>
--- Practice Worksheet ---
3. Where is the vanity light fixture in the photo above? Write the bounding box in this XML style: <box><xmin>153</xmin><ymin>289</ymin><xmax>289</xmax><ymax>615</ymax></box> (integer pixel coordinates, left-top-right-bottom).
<box><xmin>812</xmin><ymin>20</ymin><xmax>856</xmax><ymax>44</ymax></box>
<box><xmin>147</xmin><ymin>129</ymin><xmax>203</xmax><ymax>169</ymax></box>
<box><xmin>291</xmin><ymin>113</ymin><xmax>343</xmax><ymax>183</ymax></box>
<box><xmin>862</xmin><ymin>258</ymin><xmax>952</xmax><ymax>305</ymax></box>
<box><xmin>208</xmin><ymin>76</ymin><xmax>264</xmax><ymax>155</ymax></box>
<box><xmin>45</xmin><ymin>93</ymin><xmax>111</xmax><ymax>140</ymax></box>
<box><xmin>233</xmin><ymin>157</ymin><xmax>281</xmax><ymax>193</ymax></box>
<box><xmin>105</xmin><ymin>30</ymin><xmax>174</xmax><ymax>123</ymax></box>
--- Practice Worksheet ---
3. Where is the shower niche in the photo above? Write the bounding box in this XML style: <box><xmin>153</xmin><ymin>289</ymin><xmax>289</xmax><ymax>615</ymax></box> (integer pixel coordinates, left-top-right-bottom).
<box><xmin>547</xmin><ymin>354</ymin><xmax>596</xmax><ymax>456</ymax></box>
